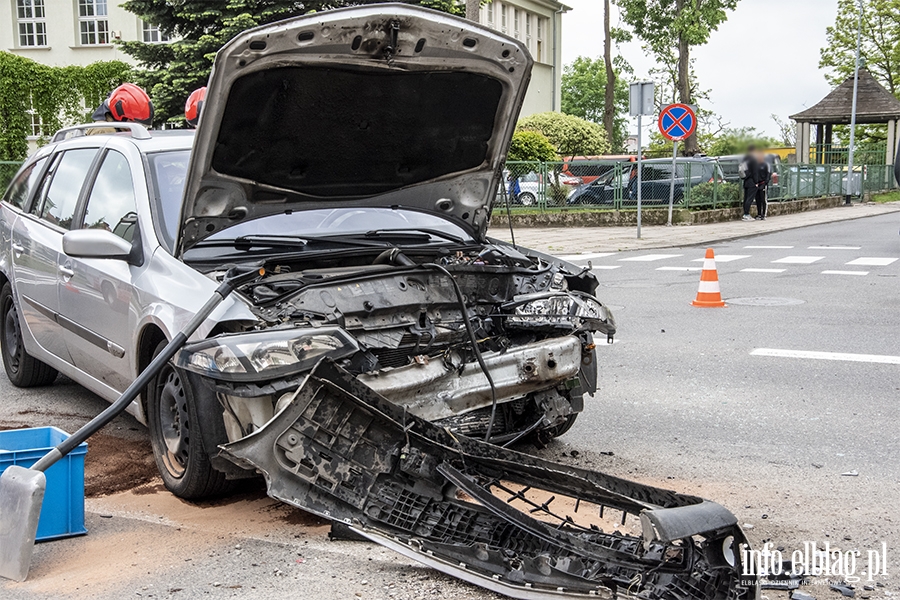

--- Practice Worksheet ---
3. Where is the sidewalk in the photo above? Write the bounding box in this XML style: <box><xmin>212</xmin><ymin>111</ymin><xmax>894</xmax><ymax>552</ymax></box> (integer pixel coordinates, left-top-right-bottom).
<box><xmin>491</xmin><ymin>202</ymin><xmax>900</xmax><ymax>254</ymax></box>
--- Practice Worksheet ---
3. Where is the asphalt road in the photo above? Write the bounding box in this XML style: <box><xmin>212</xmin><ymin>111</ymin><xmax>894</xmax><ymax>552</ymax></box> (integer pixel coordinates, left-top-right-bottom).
<box><xmin>2</xmin><ymin>213</ymin><xmax>898</xmax><ymax>600</ymax></box>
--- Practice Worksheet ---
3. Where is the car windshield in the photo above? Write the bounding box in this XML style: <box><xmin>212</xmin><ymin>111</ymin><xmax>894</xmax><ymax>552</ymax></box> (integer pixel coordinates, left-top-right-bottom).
<box><xmin>147</xmin><ymin>150</ymin><xmax>472</xmax><ymax>255</ymax></box>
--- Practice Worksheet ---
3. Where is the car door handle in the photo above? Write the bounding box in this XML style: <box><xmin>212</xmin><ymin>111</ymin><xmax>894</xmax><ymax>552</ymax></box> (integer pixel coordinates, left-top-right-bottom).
<box><xmin>58</xmin><ymin>265</ymin><xmax>75</xmax><ymax>278</ymax></box>
<box><xmin>12</xmin><ymin>243</ymin><xmax>24</xmax><ymax>255</ymax></box>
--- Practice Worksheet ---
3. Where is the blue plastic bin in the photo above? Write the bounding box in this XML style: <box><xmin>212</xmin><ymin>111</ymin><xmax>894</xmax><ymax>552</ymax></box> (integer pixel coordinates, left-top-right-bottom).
<box><xmin>0</xmin><ymin>427</ymin><xmax>88</xmax><ymax>541</ymax></box>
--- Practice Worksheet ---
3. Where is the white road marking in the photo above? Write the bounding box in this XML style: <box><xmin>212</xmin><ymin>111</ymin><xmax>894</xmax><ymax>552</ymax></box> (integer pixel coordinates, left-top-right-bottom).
<box><xmin>618</xmin><ymin>253</ymin><xmax>683</xmax><ymax>262</ymax></box>
<box><xmin>591</xmin><ymin>265</ymin><xmax>621</xmax><ymax>270</ymax></box>
<box><xmin>656</xmin><ymin>266</ymin><xmax>702</xmax><ymax>271</ymax></box>
<box><xmin>821</xmin><ymin>270</ymin><xmax>869</xmax><ymax>276</ymax></box>
<box><xmin>808</xmin><ymin>246</ymin><xmax>861</xmax><ymax>250</ymax></box>
<box><xmin>556</xmin><ymin>252</ymin><xmax>615</xmax><ymax>261</ymax></box>
<box><xmin>740</xmin><ymin>268</ymin><xmax>786</xmax><ymax>273</ymax></box>
<box><xmin>744</xmin><ymin>245</ymin><xmax>794</xmax><ymax>249</ymax></box>
<box><xmin>751</xmin><ymin>348</ymin><xmax>900</xmax><ymax>365</ymax></box>
<box><xmin>846</xmin><ymin>257</ymin><xmax>898</xmax><ymax>266</ymax></box>
<box><xmin>691</xmin><ymin>254</ymin><xmax>750</xmax><ymax>263</ymax></box>
<box><xmin>772</xmin><ymin>256</ymin><xmax>825</xmax><ymax>264</ymax></box>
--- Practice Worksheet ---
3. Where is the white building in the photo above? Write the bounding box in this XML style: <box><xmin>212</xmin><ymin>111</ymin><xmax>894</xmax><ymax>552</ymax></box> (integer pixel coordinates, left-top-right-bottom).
<box><xmin>478</xmin><ymin>0</ymin><xmax>570</xmax><ymax>116</ymax></box>
<box><xmin>1</xmin><ymin>0</ymin><xmax>568</xmax><ymax>128</ymax></box>
<box><xmin>1</xmin><ymin>0</ymin><xmax>164</xmax><ymax>67</ymax></box>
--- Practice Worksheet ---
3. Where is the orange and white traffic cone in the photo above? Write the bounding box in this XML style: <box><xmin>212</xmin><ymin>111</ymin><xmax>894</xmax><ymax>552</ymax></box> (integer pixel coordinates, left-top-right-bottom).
<box><xmin>691</xmin><ymin>248</ymin><xmax>726</xmax><ymax>308</ymax></box>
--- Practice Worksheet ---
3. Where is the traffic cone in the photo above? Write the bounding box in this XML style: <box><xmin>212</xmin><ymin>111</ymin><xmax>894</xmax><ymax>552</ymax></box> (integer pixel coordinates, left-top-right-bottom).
<box><xmin>691</xmin><ymin>248</ymin><xmax>726</xmax><ymax>308</ymax></box>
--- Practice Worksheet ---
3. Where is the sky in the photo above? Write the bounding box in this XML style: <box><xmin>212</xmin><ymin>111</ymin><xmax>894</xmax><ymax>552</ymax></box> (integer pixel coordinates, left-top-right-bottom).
<box><xmin>560</xmin><ymin>0</ymin><xmax>841</xmax><ymax>139</ymax></box>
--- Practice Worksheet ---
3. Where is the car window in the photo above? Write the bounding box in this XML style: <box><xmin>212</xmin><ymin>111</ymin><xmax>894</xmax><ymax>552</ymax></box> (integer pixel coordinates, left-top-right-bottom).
<box><xmin>31</xmin><ymin>148</ymin><xmax>98</xmax><ymax>230</ymax></box>
<box><xmin>2</xmin><ymin>157</ymin><xmax>47</xmax><ymax>209</ymax></box>
<box><xmin>148</xmin><ymin>150</ymin><xmax>190</xmax><ymax>251</ymax></box>
<box><xmin>82</xmin><ymin>150</ymin><xmax>138</xmax><ymax>242</ymax></box>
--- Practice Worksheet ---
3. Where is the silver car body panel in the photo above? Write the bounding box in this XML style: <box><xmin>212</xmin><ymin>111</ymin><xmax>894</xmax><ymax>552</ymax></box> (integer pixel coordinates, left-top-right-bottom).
<box><xmin>178</xmin><ymin>4</ymin><xmax>533</xmax><ymax>253</ymax></box>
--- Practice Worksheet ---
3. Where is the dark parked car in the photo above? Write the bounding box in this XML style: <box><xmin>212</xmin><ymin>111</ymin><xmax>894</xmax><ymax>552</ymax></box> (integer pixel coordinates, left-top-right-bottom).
<box><xmin>567</xmin><ymin>157</ymin><xmax>725</xmax><ymax>205</ymax></box>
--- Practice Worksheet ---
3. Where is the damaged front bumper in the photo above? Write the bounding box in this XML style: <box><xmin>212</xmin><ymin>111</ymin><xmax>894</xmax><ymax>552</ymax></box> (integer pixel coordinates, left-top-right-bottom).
<box><xmin>219</xmin><ymin>360</ymin><xmax>759</xmax><ymax>600</ymax></box>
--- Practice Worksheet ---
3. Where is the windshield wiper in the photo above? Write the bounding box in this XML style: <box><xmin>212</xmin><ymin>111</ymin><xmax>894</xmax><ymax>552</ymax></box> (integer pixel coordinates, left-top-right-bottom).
<box><xmin>233</xmin><ymin>235</ymin><xmax>308</xmax><ymax>250</ymax></box>
<box><xmin>363</xmin><ymin>228</ymin><xmax>466</xmax><ymax>244</ymax></box>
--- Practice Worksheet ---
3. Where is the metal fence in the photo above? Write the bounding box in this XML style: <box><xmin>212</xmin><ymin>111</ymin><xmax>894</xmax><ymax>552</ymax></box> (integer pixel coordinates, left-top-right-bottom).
<box><xmin>502</xmin><ymin>160</ymin><xmax>896</xmax><ymax>212</ymax></box>
<box><xmin>0</xmin><ymin>158</ymin><xmax>894</xmax><ymax>212</ymax></box>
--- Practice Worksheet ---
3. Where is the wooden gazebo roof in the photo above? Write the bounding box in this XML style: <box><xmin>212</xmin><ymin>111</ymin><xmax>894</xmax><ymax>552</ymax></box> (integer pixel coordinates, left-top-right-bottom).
<box><xmin>790</xmin><ymin>69</ymin><xmax>900</xmax><ymax>125</ymax></box>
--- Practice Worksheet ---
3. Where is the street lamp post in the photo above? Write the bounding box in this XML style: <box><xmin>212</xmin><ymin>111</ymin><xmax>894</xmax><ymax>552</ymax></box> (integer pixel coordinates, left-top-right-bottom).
<box><xmin>845</xmin><ymin>0</ymin><xmax>864</xmax><ymax>205</ymax></box>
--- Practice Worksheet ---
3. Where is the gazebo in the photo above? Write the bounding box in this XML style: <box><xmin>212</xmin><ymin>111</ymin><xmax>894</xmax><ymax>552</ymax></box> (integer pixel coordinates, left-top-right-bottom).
<box><xmin>790</xmin><ymin>69</ymin><xmax>900</xmax><ymax>165</ymax></box>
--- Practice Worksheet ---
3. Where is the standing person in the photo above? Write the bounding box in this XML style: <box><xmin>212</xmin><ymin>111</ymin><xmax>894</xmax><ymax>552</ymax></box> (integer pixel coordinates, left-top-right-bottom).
<box><xmin>755</xmin><ymin>152</ymin><xmax>770</xmax><ymax>220</ymax></box>
<box><xmin>739</xmin><ymin>145</ymin><xmax>760</xmax><ymax>221</ymax></box>
<box><xmin>508</xmin><ymin>171</ymin><xmax>521</xmax><ymax>203</ymax></box>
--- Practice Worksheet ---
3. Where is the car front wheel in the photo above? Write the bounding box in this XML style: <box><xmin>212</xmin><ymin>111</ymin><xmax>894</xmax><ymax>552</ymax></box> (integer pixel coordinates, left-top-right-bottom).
<box><xmin>146</xmin><ymin>340</ymin><xmax>234</xmax><ymax>499</ymax></box>
<box><xmin>518</xmin><ymin>192</ymin><xmax>536</xmax><ymax>206</ymax></box>
<box><xmin>0</xmin><ymin>283</ymin><xmax>57</xmax><ymax>387</ymax></box>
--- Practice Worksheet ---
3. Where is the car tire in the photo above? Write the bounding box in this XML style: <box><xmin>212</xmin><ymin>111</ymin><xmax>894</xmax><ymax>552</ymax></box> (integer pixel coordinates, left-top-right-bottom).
<box><xmin>146</xmin><ymin>340</ymin><xmax>235</xmax><ymax>500</ymax></box>
<box><xmin>0</xmin><ymin>283</ymin><xmax>57</xmax><ymax>387</ymax></box>
<box><xmin>518</xmin><ymin>192</ymin><xmax>536</xmax><ymax>206</ymax></box>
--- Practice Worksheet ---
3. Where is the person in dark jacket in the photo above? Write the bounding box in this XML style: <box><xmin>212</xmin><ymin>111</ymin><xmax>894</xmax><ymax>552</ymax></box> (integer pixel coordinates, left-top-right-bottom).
<box><xmin>741</xmin><ymin>145</ymin><xmax>761</xmax><ymax>221</ymax></box>
<box><xmin>755</xmin><ymin>153</ymin><xmax>770</xmax><ymax>220</ymax></box>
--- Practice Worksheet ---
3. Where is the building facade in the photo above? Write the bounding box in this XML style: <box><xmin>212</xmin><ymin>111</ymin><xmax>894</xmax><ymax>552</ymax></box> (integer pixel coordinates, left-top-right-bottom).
<box><xmin>478</xmin><ymin>0</ymin><xmax>569</xmax><ymax>117</ymax></box>
<box><xmin>1</xmin><ymin>0</ymin><xmax>163</xmax><ymax>67</ymax></box>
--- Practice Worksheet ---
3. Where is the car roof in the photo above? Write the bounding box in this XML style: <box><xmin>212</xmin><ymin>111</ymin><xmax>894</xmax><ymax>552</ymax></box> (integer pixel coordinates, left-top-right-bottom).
<box><xmin>43</xmin><ymin>124</ymin><xmax>195</xmax><ymax>156</ymax></box>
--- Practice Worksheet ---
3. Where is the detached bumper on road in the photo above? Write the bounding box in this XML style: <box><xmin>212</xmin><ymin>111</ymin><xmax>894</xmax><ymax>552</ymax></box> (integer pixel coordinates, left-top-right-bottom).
<box><xmin>220</xmin><ymin>360</ymin><xmax>759</xmax><ymax>600</ymax></box>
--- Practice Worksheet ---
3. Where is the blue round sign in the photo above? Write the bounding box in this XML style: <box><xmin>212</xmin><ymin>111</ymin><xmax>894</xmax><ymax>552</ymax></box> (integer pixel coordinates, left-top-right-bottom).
<box><xmin>658</xmin><ymin>104</ymin><xmax>697</xmax><ymax>141</ymax></box>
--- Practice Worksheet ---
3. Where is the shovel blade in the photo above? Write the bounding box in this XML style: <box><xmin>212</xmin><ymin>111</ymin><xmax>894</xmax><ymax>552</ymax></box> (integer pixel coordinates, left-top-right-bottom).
<box><xmin>0</xmin><ymin>466</ymin><xmax>45</xmax><ymax>581</ymax></box>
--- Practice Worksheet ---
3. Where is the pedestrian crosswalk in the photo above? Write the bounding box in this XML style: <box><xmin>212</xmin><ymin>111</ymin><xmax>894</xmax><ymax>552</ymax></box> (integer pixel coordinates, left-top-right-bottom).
<box><xmin>553</xmin><ymin>246</ymin><xmax>900</xmax><ymax>278</ymax></box>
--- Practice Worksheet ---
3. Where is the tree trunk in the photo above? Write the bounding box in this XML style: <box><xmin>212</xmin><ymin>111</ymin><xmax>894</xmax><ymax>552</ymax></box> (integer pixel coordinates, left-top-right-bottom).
<box><xmin>466</xmin><ymin>0</ymin><xmax>480</xmax><ymax>22</ymax></box>
<box><xmin>676</xmin><ymin>0</ymin><xmax>697</xmax><ymax>155</ymax></box>
<box><xmin>603</xmin><ymin>0</ymin><xmax>616</xmax><ymax>150</ymax></box>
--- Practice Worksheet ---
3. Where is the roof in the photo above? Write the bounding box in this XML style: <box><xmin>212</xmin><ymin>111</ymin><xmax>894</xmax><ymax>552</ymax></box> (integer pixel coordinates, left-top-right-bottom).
<box><xmin>790</xmin><ymin>69</ymin><xmax>900</xmax><ymax>125</ymax></box>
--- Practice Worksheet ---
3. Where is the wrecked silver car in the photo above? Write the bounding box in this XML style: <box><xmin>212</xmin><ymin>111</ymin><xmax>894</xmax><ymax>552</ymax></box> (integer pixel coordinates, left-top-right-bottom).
<box><xmin>0</xmin><ymin>4</ymin><xmax>757</xmax><ymax>598</ymax></box>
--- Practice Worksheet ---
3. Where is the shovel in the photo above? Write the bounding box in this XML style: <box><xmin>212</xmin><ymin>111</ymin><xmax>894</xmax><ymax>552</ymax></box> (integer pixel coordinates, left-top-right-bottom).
<box><xmin>0</xmin><ymin>265</ymin><xmax>262</xmax><ymax>581</ymax></box>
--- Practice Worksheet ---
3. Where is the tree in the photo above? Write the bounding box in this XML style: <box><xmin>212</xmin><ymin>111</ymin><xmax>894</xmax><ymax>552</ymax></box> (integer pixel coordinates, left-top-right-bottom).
<box><xmin>119</xmin><ymin>1</ymin><xmax>468</xmax><ymax>123</ymax></box>
<box><xmin>561</xmin><ymin>56</ymin><xmax>630</xmax><ymax>151</ymax></box>
<box><xmin>603</xmin><ymin>0</ymin><xmax>615</xmax><ymax>149</ymax></box>
<box><xmin>516</xmin><ymin>112</ymin><xmax>610</xmax><ymax>158</ymax></box>
<box><xmin>616</xmin><ymin>0</ymin><xmax>740</xmax><ymax>155</ymax></box>
<box><xmin>820</xmin><ymin>0</ymin><xmax>900</xmax><ymax>95</ymax></box>
<box><xmin>704</xmin><ymin>127</ymin><xmax>780</xmax><ymax>156</ymax></box>
<box><xmin>507</xmin><ymin>130</ymin><xmax>558</xmax><ymax>163</ymax></box>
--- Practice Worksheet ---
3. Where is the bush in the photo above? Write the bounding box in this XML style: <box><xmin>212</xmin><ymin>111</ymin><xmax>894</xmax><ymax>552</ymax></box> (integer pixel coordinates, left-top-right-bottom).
<box><xmin>507</xmin><ymin>130</ymin><xmax>557</xmax><ymax>163</ymax></box>
<box><xmin>516</xmin><ymin>112</ymin><xmax>610</xmax><ymax>157</ymax></box>
<box><xmin>690</xmin><ymin>181</ymin><xmax>742</xmax><ymax>207</ymax></box>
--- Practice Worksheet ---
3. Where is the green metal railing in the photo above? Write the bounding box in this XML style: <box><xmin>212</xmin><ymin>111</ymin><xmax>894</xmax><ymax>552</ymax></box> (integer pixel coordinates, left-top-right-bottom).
<box><xmin>501</xmin><ymin>160</ymin><xmax>896</xmax><ymax>213</ymax></box>
<box><xmin>807</xmin><ymin>143</ymin><xmax>887</xmax><ymax>166</ymax></box>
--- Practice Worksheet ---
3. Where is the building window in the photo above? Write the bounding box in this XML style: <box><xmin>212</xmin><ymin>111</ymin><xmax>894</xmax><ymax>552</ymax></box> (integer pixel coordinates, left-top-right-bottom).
<box><xmin>486</xmin><ymin>2</ymin><xmax>494</xmax><ymax>26</ymax></box>
<box><xmin>26</xmin><ymin>102</ymin><xmax>47</xmax><ymax>138</ymax></box>
<box><xmin>536</xmin><ymin>17</ymin><xmax>544</xmax><ymax>62</ymax></box>
<box><xmin>141</xmin><ymin>20</ymin><xmax>169</xmax><ymax>43</ymax></box>
<box><xmin>500</xmin><ymin>4</ymin><xmax>507</xmax><ymax>33</ymax></box>
<box><xmin>525</xmin><ymin>14</ymin><xmax>532</xmax><ymax>50</ymax></box>
<box><xmin>78</xmin><ymin>0</ymin><xmax>109</xmax><ymax>45</ymax></box>
<box><xmin>17</xmin><ymin>0</ymin><xmax>47</xmax><ymax>47</ymax></box>
<box><xmin>513</xmin><ymin>9</ymin><xmax>520</xmax><ymax>39</ymax></box>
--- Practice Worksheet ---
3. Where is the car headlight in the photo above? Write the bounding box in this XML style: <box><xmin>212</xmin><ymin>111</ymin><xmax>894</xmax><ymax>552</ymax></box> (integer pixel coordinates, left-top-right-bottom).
<box><xmin>177</xmin><ymin>327</ymin><xmax>358</xmax><ymax>381</ymax></box>
<box><xmin>506</xmin><ymin>293</ymin><xmax>616</xmax><ymax>336</ymax></box>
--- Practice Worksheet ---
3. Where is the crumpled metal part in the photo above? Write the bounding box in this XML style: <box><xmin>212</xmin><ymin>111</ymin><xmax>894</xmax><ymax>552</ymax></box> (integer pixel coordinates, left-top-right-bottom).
<box><xmin>220</xmin><ymin>360</ymin><xmax>759</xmax><ymax>600</ymax></box>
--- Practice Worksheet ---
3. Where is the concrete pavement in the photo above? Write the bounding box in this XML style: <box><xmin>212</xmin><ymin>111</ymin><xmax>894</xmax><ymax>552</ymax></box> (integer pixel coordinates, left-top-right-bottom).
<box><xmin>492</xmin><ymin>201</ymin><xmax>900</xmax><ymax>254</ymax></box>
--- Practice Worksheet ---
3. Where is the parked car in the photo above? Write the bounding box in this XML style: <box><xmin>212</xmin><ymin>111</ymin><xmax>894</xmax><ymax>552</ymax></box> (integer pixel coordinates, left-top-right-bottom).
<box><xmin>497</xmin><ymin>170</ymin><xmax>580</xmax><ymax>205</ymax></box>
<box><xmin>0</xmin><ymin>7</ymin><xmax>615</xmax><ymax>502</ymax></box>
<box><xmin>561</xmin><ymin>155</ymin><xmax>637</xmax><ymax>185</ymax></box>
<box><xmin>567</xmin><ymin>157</ymin><xmax>726</xmax><ymax>205</ymax></box>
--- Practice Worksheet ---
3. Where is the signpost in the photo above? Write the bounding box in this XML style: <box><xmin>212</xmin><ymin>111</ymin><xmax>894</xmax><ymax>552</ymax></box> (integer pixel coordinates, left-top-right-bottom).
<box><xmin>629</xmin><ymin>81</ymin><xmax>655</xmax><ymax>239</ymax></box>
<box><xmin>658</xmin><ymin>103</ymin><xmax>697</xmax><ymax>226</ymax></box>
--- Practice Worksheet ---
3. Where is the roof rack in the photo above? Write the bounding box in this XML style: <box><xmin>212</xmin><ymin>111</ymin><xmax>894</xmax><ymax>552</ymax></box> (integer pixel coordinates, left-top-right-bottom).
<box><xmin>50</xmin><ymin>122</ymin><xmax>152</xmax><ymax>143</ymax></box>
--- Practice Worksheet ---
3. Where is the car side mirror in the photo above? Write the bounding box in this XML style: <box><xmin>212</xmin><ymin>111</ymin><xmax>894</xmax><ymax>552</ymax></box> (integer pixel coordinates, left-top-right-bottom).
<box><xmin>62</xmin><ymin>229</ymin><xmax>133</xmax><ymax>262</ymax></box>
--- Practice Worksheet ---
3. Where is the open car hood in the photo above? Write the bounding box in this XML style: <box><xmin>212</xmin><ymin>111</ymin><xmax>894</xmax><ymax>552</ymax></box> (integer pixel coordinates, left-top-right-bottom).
<box><xmin>177</xmin><ymin>4</ymin><xmax>533</xmax><ymax>254</ymax></box>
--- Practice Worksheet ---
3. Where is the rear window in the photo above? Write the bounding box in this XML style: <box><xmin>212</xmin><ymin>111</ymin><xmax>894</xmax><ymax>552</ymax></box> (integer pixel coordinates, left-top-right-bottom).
<box><xmin>2</xmin><ymin>157</ymin><xmax>47</xmax><ymax>209</ymax></box>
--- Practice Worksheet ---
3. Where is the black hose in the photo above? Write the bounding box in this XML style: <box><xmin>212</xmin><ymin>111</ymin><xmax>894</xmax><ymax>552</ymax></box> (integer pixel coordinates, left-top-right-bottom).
<box><xmin>421</xmin><ymin>262</ymin><xmax>500</xmax><ymax>442</ymax></box>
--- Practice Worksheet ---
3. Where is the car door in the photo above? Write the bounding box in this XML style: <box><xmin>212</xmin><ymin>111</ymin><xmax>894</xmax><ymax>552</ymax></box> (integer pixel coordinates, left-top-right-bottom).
<box><xmin>57</xmin><ymin>148</ymin><xmax>139</xmax><ymax>392</ymax></box>
<box><xmin>11</xmin><ymin>147</ymin><xmax>100</xmax><ymax>363</ymax></box>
